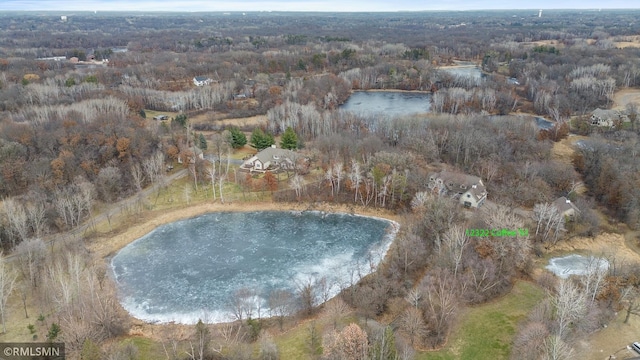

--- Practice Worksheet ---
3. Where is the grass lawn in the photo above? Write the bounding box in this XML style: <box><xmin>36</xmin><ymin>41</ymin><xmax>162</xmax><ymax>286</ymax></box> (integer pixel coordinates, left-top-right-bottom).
<box><xmin>416</xmin><ymin>280</ymin><xmax>544</xmax><ymax>360</ymax></box>
<box><xmin>123</xmin><ymin>337</ymin><xmax>167</xmax><ymax>359</ymax></box>
<box><xmin>275</xmin><ymin>313</ymin><xmax>359</xmax><ymax>360</ymax></box>
<box><xmin>276</xmin><ymin>323</ymin><xmax>315</xmax><ymax>360</ymax></box>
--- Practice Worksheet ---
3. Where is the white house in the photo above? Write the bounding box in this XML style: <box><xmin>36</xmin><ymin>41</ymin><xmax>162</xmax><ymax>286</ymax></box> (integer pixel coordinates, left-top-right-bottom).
<box><xmin>427</xmin><ymin>171</ymin><xmax>487</xmax><ymax>208</ymax></box>
<box><xmin>241</xmin><ymin>146</ymin><xmax>297</xmax><ymax>173</ymax></box>
<box><xmin>590</xmin><ymin>108</ymin><xmax>628</xmax><ymax>127</ymax></box>
<box><xmin>193</xmin><ymin>76</ymin><xmax>212</xmax><ymax>87</ymax></box>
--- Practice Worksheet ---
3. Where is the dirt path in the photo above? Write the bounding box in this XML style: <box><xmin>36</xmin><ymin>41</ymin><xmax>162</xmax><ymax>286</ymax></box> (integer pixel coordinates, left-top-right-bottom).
<box><xmin>612</xmin><ymin>88</ymin><xmax>640</xmax><ymax>110</ymax></box>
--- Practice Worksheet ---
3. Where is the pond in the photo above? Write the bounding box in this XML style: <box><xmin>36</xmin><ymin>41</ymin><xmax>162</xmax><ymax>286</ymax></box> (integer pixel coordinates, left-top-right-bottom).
<box><xmin>340</xmin><ymin>91</ymin><xmax>431</xmax><ymax>118</ymax></box>
<box><xmin>111</xmin><ymin>211</ymin><xmax>396</xmax><ymax>324</ymax></box>
<box><xmin>545</xmin><ymin>254</ymin><xmax>609</xmax><ymax>279</ymax></box>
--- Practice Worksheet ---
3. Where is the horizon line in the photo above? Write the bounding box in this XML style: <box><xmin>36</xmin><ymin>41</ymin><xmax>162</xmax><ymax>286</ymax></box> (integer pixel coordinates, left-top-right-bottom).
<box><xmin>1</xmin><ymin>8</ymin><xmax>638</xmax><ymax>12</ymax></box>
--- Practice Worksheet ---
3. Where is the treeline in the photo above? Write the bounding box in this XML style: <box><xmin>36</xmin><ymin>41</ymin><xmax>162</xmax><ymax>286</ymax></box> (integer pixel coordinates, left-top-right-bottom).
<box><xmin>270</xmin><ymin>113</ymin><xmax>577</xmax><ymax>210</ymax></box>
<box><xmin>0</xmin><ymin>96</ymin><xmax>168</xmax><ymax>248</ymax></box>
<box><xmin>2</xmin><ymin>11</ymin><xmax>640</xmax><ymax>113</ymax></box>
<box><xmin>572</xmin><ymin>132</ymin><xmax>640</xmax><ymax>228</ymax></box>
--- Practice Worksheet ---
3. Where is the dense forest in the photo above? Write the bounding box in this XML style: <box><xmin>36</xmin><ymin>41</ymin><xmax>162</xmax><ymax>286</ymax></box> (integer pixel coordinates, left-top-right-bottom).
<box><xmin>0</xmin><ymin>9</ymin><xmax>640</xmax><ymax>360</ymax></box>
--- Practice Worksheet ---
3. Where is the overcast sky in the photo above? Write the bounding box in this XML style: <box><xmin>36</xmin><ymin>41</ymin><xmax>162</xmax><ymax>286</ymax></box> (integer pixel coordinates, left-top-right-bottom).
<box><xmin>0</xmin><ymin>0</ymin><xmax>635</xmax><ymax>12</ymax></box>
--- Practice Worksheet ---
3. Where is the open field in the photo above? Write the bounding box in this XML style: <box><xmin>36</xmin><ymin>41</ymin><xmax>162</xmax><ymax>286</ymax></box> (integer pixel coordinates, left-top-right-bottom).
<box><xmin>189</xmin><ymin>113</ymin><xmax>268</xmax><ymax>128</ymax></box>
<box><xmin>614</xmin><ymin>36</ymin><xmax>640</xmax><ymax>49</ymax></box>
<box><xmin>613</xmin><ymin>88</ymin><xmax>640</xmax><ymax>110</ymax></box>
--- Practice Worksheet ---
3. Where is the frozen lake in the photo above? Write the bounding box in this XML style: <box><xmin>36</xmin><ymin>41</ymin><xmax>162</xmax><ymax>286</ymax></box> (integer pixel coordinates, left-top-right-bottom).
<box><xmin>111</xmin><ymin>211</ymin><xmax>396</xmax><ymax>324</ymax></box>
<box><xmin>545</xmin><ymin>254</ymin><xmax>609</xmax><ymax>279</ymax></box>
<box><xmin>341</xmin><ymin>91</ymin><xmax>431</xmax><ymax>118</ymax></box>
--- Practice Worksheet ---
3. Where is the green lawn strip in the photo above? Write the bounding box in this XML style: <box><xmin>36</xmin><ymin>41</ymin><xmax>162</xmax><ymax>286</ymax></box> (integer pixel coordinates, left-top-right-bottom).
<box><xmin>125</xmin><ymin>337</ymin><xmax>167</xmax><ymax>359</ymax></box>
<box><xmin>417</xmin><ymin>280</ymin><xmax>545</xmax><ymax>360</ymax></box>
<box><xmin>275</xmin><ymin>324</ymin><xmax>313</xmax><ymax>360</ymax></box>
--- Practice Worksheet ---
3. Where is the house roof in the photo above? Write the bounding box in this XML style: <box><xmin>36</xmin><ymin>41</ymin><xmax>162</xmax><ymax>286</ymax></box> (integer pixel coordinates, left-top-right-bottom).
<box><xmin>254</xmin><ymin>147</ymin><xmax>297</xmax><ymax>165</ymax></box>
<box><xmin>430</xmin><ymin>171</ymin><xmax>487</xmax><ymax>201</ymax></box>
<box><xmin>553</xmin><ymin>196</ymin><xmax>579</xmax><ymax>214</ymax></box>
<box><xmin>592</xmin><ymin>108</ymin><xmax>617</xmax><ymax>120</ymax></box>
<box><xmin>592</xmin><ymin>108</ymin><xmax>628</xmax><ymax>121</ymax></box>
<box><xmin>194</xmin><ymin>76</ymin><xmax>210</xmax><ymax>82</ymax></box>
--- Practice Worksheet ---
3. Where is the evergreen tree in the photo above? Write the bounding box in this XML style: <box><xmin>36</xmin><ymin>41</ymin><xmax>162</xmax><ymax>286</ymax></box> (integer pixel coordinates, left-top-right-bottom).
<box><xmin>251</xmin><ymin>128</ymin><xmax>275</xmax><ymax>150</ymax></box>
<box><xmin>198</xmin><ymin>133</ymin><xmax>207</xmax><ymax>150</ymax></box>
<box><xmin>280</xmin><ymin>126</ymin><xmax>298</xmax><ymax>150</ymax></box>
<box><xmin>174</xmin><ymin>114</ymin><xmax>188</xmax><ymax>128</ymax></box>
<box><xmin>229</xmin><ymin>127</ymin><xmax>247</xmax><ymax>149</ymax></box>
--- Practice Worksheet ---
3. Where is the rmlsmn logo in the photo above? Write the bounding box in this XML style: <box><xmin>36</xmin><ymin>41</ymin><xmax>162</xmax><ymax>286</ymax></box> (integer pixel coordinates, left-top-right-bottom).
<box><xmin>0</xmin><ymin>343</ymin><xmax>65</xmax><ymax>359</ymax></box>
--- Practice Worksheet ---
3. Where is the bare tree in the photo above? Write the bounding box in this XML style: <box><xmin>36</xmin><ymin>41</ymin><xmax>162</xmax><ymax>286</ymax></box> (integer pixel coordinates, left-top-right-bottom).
<box><xmin>14</xmin><ymin>238</ymin><xmax>46</xmax><ymax>289</ymax></box>
<box><xmin>207</xmin><ymin>161</ymin><xmax>217</xmax><ymax>201</ymax></box>
<box><xmin>0</xmin><ymin>253</ymin><xmax>17</xmax><ymax>333</ymax></box>
<box><xmin>258</xmin><ymin>332</ymin><xmax>279</xmax><ymax>360</ymax></box>
<box><xmin>544</xmin><ymin>335</ymin><xmax>574</xmax><ymax>360</ymax></box>
<box><xmin>26</xmin><ymin>201</ymin><xmax>47</xmax><ymax>239</ymax></box>
<box><xmin>324</xmin><ymin>323</ymin><xmax>368</xmax><ymax>360</ymax></box>
<box><xmin>217</xmin><ymin>322</ymin><xmax>245</xmax><ymax>346</ymax></box>
<box><xmin>297</xmin><ymin>278</ymin><xmax>317</xmax><ymax>316</ymax></box>
<box><xmin>333</xmin><ymin>162</ymin><xmax>345</xmax><ymax>194</ymax></box>
<box><xmin>219</xmin><ymin>152</ymin><xmax>231</xmax><ymax>204</ymax></box>
<box><xmin>420</xmin><ymin>268</ymin><xmax>459</xmax><ymax>345</ymax></box>
<box><xmin>324</xmin><ymin>296</ymin><xmax>350</xmax><ymax>330</ymax></box>
<box><xmin>325</xmin><ymin>166</ymin><xmax>335</xmax><ymax>196</ymax></box>
<box><xmin>405</xmin><ymin>287</ymin><xmax>422</xmax><ymax>309</ymax></box>
<box><xmin>130</xmin><ymin>162</ymin><xmax>145</xmax><ymax>192</ymax></box>
<box><xmin>268</xmin><ymin>289</ymin><xmax>293</xmax><ymax>330</ymax></box>
<box><xmin>3</xmin><ymin>198</ymin><xmax>29</xmax><ymax>246</ymax></box>
<box><xmin>621</xmin><ymin>287</ymin><xmax>640</xmax><ymax>324</ymax></box>
<box><xmin>186</xmin><ymin>320</ymin><xmax>210</xmax><ymax>360</ymax></box>
<box><xmin>511</xmin><ymin>322</ymin><xmax>549</xmax><ymax>360</ymax></box>
<box><xmin>580</xmin><ymin>256</ymin><xmax>608</xmax><ymax>304</ymax></box>
<box><xmin>553</xmin><ymin>279</ymin><xmax>587</xmax><ymax>340</ymax></box>
<box><xmin>96</xmin><ymin>166</ymin><xmax>123</xmax><ymax>203</ymax></box>
<box><xmin>143</xmin><ymin>151</ymin><xmax>165</xmax><ymax>194</ymax></box>
<box><xmin>400</xmin><ymin>307</ymin><xmax>426</xmax><ymax>346</ymax></box>
<box><xmin>533</xmin><ymin>203</ymin><xmax>566</xmax><ymax>244</ymax></box>
<box><xmin>349</xmin><ymin>160</ymin><xmax>363</xmax><ymax>203</ymax></box>
<box><xmin>228</xmin><ymin>287</ymin><xmax>256</xmax><ymax>321</ymax></box>
<box><xmin>290</xmin><ymin>174</ymin><xmax>304</xmax><ymax>199</ymax></box>
<box><xmin>440</xmin><ymin>225</ymin><xmax>469</xmax><ymax>277</ymax></box>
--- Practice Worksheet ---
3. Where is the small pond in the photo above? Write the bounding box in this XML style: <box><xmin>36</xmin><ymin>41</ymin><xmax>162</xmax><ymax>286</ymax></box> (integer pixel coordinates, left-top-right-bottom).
<box><xmin>545</xmin><ymin>254</ymin><xmax>609</xmax><ymax>279</ymax></box>
<box><xmin>111</xmin><ymin>211</ymin><xmax>396</xmax><ymax>324</ymax></box>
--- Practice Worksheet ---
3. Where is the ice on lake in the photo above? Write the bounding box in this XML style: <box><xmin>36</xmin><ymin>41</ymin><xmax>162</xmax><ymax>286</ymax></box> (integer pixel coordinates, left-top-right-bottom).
<box><xmin>545</xmin><ymin>254</ymin><xmax>609</xmax><ymax>279</ymax></box>
<box><xmin>111</xmin><ymin>211</ymin><xmax>397</xmax><ymax>324</ymax></box>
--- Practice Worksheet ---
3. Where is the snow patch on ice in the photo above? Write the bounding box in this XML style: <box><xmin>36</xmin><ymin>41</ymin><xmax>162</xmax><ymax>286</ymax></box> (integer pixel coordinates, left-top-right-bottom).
<box><xmin>545</xmin><ymin>254</ymin><xmax>609</xmax><ymax>279</ymax></box>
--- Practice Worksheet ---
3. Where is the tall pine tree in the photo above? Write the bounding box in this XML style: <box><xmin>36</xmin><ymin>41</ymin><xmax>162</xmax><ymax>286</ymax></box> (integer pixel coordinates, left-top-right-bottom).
<box><xmin>251</xmin><ymin>128</ymin><xmax>275</xmax><ymax>150</ymax></box>
<box><xmin>280</xmin><ymin>126</ymin><xmax>298</xmax><ymax>150</ymax></box>
<box><xmin>229</xmin><ymin>127</ymin><xmax>247</xmax><ymax>149</ymax></box>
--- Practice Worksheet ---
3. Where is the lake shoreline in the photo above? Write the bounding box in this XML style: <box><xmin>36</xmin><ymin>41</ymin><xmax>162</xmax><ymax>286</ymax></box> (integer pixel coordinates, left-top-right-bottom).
<box><xmin>89</xmin><ymin>201</ymin><xmax>399</xmax><ymax>260</ymax></box>
<box><xmin>106</xmin><ymin>203</ymin><xmax>399</xmax><ymax>325</ymax></box>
